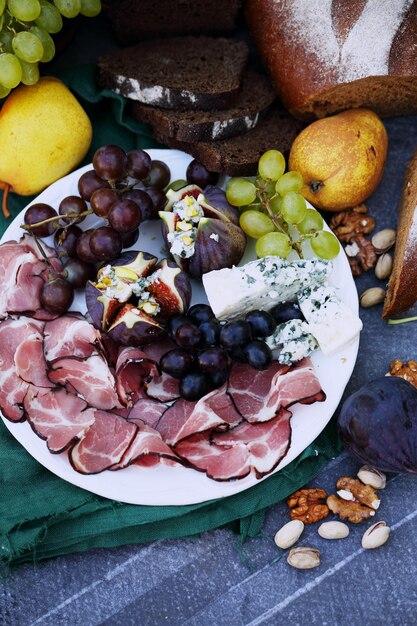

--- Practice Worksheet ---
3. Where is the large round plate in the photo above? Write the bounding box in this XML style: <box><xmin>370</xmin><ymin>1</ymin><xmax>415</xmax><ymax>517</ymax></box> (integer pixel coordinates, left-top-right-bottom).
<box><xmin>0</xmin><ymin>149</ymin><xmax>360</xmax><ymax>505</ymax></box>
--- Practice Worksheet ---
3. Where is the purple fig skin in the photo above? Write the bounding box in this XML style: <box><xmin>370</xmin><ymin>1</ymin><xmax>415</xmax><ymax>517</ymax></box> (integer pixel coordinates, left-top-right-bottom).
<box><xmin>148</xmin><ymin>258</ymin><xmax>192</xmax><ymax>319</ymax></box>
<box><xmin>107</xmin><ymin>305</ymin><xmax>166</xmax><ymax>346</ymax></box>
<box><xmin>165</xmin><ymin>184</ymin><xmax>202</xmax><ymax>211</ymax></box>
<box><xmin>338</xmin><ymin>376</ymin><xmax>417</xmax><ymax>474</ymax></box>
<box><xmin>85</xmin><ymin>281</ymin><xmax>122</xmax><ymax>330</ymax></box>
<box><xmin>159</xmin><ymin>212</ymin><xmax>189</xmax><ymax>272</ymax></box>
<box><xmin>108</xmin><ymin>251</ymin><xmax>158</xmax><ymax>277</ymax></box>
<box><xmin>188</xmin><ymin>218</ymin><xmax>246</xmax><ymax>278</ymax></box>
<box><xmin>200</xmin><ymin>186</ymin><xmax>239</xmax><ymax>225</ymax></box>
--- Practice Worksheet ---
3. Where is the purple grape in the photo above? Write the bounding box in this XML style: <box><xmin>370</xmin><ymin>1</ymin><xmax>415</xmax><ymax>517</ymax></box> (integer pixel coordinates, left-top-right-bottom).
<box><xmin>126</xmin><ymin>149</ymin><xmax>152</xmax><ymax>180</ymax></box>
<box><xmin>62</xmin><ymin>257</ymin><xmax>95</xmax><ymax>288</ymax></box>
<box><xmin>123</xmin><ymin>189</ymin><xmax>154</xmax><ymax>221</ymax></box>
<box><xmin>187</xmin><ymin>303</ymin><xmax>214</xmax><ymax>326</ymax></box>
<box><xmin>54</xmin><ymin>225</ymin><xmax>82</xmax><ymax>258</ymax></box>
<box><xmin>40</xmin><ymin>277</ymin><xmax>74</xmax><ymax>314</ymax></box>
<box><xmin>197</xmin><ymin>347</ymin><xmax>228</xmax><ymax>374</ymax></box>
<box><xmin>175</xmin><ymin>321</ymin><xmax>201</xmax><ymax>349</ymax></box>
<box><xmin>186</xmin><ymin>159</ymin><xmax>219</xmax><ymax>188</ymax></box>
<box><xmin>108</xmin><ymin>199</ymin><xmax>142</xmax><ymax>234</ymax></box>
<box><xmin>59</xmin><ymin>196</ymin><xmax>87</xmax><ymax>225</ymax></box>
<box><xmin>220</xmin><ymin>320</ymin><xmax>252</xmax><ymax>350</ymax></box>
<box><xmin>180</xmin><ymin>371</ymin><xmax>211</xmax><ymax>401</ymax></box>
<box><xmin>93</xmin><ymin>145</ymin><xmax>128</xmax><ymax>181</ymax></box>
<box><xmin>210</xmin><ymin>368</ymin><xmax>229</xmax><ymax>388</ymax></box>
<box><xmin>270</xmin><ymin>303</ymin><xmax>304</xmax><ymax>324</ymax></box>
<box><xmin>144</xmin><ymin>160</ymin><xmax>170</xmax><ymax>189</ymax></box>
<box><xmin>243</xmin><ymin>340</ymin><xmax>272</xmax><ymax>370</ymax></box>
<box><xmin>76</xmin><ymin>230</ymin><xmax>97</xmax><ymax>263</ymax></box>
<box><xmin>121</xmin><ymin>228</ymin><xmax>139</xmax><ymax>248</ymax></box>
<box><xmin>89</xmin><ymin>226</ymin><xmax>123</xmax><ymax>261</ymax></box>
<box><xmin>24</xmin><ymin>203</ymin><xmax>58</xmax><ymax>237</ymax></box>
<box><xmin>160</xmin><ymin>349</ymin><xmax>193</xmax><ymax>379</ymax></box>
<box><xmin>78</xmin><ymin>169</ymin><xmax>109</xmax><ymax>201</ymax></box>
<box><xmin>90</xmin><ymin>188</ymin><xmax>118</xmax><ymax>218</ymax></box>
<box><xmin>199</xmin><ymin>320</ymin><xmax>221</xmax><ymax>346</ymax></box>
<box><xmin>245</xmin><ymin>310</ymin><xmax>277</xmax><ymax>338</ymax></box>
<box><xmin>145</xmin><ymin>186</ymin><xmax>167</xmax><ymax>213</ymax></box>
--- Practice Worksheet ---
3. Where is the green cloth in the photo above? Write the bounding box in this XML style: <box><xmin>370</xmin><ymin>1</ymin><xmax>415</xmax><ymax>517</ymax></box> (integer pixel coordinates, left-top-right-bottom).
<box><xmin>0</xmin><ymin>65</ymin><xmax>342</xmax><ymax>566</ymax></box>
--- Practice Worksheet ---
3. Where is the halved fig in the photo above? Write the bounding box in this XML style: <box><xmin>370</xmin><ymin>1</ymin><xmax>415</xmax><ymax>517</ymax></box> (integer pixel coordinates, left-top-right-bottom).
<box><xmin>85</xmin><ymin>281</ymin><xmax>120</xmax><ymax>330</ymax></box>
<box><xmin>147</xmin><ymin>258</ymin><xmax>191</xmax><ymax>319</ymax></box>
<box><xmin>165</xmin><ymin>184</ymin><xmax>203</xmax><ymax>210</ymax></box>
<box><xmin>99</xmin><ymin>250</ymin><xmax>157</xmax><ymax>278</ymax></box>
<box><xmin>107</xmin><ymin>304</ymin><xmax>166</xmax><ymax>346</ymax></box>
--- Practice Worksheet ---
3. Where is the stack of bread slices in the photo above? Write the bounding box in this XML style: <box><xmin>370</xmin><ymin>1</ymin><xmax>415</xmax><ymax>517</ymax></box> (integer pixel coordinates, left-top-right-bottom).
<box><xmin>98</xmin><ymin>36</ymin><xmax>304</xmax><ymax>176</ymax></box>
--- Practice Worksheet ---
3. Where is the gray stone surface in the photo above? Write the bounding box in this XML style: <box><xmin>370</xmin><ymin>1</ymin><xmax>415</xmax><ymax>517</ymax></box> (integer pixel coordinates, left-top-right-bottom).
<box><xmin>1</xmin><ymin>14</ymin><xmax>417</xmax><ymax>626</ymax></box>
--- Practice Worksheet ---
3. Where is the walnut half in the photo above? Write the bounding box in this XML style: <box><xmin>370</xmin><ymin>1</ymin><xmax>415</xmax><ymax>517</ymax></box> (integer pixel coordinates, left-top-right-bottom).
<box><xmin>329</xmin><ymin>204</ymin><xmax>376</xmax><ymax>243</ymax></box>
<box><xmin>336</xmin><ymin>477</ymin><xmax>380</xmax><ymax>510</ymax></box>
<box><xmin>326</xmin><ymin>494</ymin><xmax>376</xmax><ymax>524</ymax></box>
<box><xmin>287</xmin><ymin>488</ymin><xmax>329</xmax><ymax>524</ymax></box>
<box><xmin>389</xmin><ymin>359</ymin><xmax>417</xmax><ymax>389</ymax></box>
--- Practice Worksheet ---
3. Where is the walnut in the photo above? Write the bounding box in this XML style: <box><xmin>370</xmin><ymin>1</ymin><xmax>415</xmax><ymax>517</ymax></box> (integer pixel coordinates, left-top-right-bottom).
<box><xmin>336</xmin><ymin>477</ymin><xmax>380</xmax><ymax>510</ymax></box>
<box><xmin>287</xmin><ymin>488</ymin><xmax>329</xmax><ymax>524</ymax></box>
<box><xmin>326</xmin><ymin>494</ymin><xmax>376</xmax><ymax>523</ymax></box>
<box><xmin>329</xmin><ymin>204</ymin><xmax>376</xmax><ymax>243</ymax></box>
<box><xmin>345</xmin><ymin>235</ymin><xmax>377</xmax><ymax>276</ymax></box>
<box><xmin>389</xmin><ymin>359</ymin><xmax>417</xmax><ymax>389</ymax></box>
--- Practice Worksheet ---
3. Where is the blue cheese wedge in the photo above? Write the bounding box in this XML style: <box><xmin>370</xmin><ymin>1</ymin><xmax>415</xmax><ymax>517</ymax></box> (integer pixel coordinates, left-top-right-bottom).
<box><xmin>266</xmin><ymin>319</ymin><xmax>319</xmax><ymax>366</ymax></box>
<box><xmin>298</xmin><ymin>285</ymin><xmax>362</xmax><ymax>355</ymax></box>
<box><xmin>202</xmin><ymin>256</ymin><xmax>332</xmax><ymax>320</ymax></box>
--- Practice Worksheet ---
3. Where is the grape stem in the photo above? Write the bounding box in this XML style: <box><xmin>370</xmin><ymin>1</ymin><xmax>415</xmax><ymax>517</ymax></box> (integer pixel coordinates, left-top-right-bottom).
<box><xmin>21</xmin><ymin>209</ymin><xmax>93</xmax><ymax>231</ymax></box>
<box><xmin>27</xmin><ymin>232</ymin><xmax>53</xmax><ymax>270</ymax></box>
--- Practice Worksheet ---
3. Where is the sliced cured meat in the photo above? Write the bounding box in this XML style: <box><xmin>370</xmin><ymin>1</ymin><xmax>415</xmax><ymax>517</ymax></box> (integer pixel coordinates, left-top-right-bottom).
<box><xmin>127</xmin><ymin>397</ymin><xmax>169</xmax><ymax>429</ymax></box>
<box><xmin>146</xmin><ymin>371</ymin><xmax>180</xmax><ymax>402</ymax></box>
<box><xmin>0</xmin><ymin>317</ymin><xmax>46</xmax><ymax>421</ymax></box>
<box><xmin>48</xmin><ymin>354</ymin><xmax>122</xmax><ymax>410</ymax></box>
<box><xmin>156</xmin><ymin>384</ymin><xmax>240</xmax><ymax>446</ymax></box>
<box><xmin>44</xmin><ymin>313</ymin><xmax>103</xmax><ymax>362</ymax></box>
<box><xmin>14</xmin><ymin>326</ymin><xmax>53</xmax><ymax>388</ymax></box>
<box><xmin>111</xmin><ymin>420</ymin><xmax>181</xmax><ymax>470</ymax></box>
<box><xmin>228</xmin><ymin>358</ymin><xmax>324</xmax><ymax>423</ymax></box>
<box><xmin>116</xmin><ymin>346</ymin><xmax>159</xmax><ymax>407</ymax></box>
<box><xmin>23</xmin><ymin>387</ymin><xmax>95</xmax><ymax>453</ymax></box>
<box><xmin>69</xmin><ymin>410</ymin><xmax>138</xmax><ymax>474</ymax></box>
<box><xmin>175</xmin><ymin>409</ymin><xmax>292</xmax><ymax>480</ymax></box>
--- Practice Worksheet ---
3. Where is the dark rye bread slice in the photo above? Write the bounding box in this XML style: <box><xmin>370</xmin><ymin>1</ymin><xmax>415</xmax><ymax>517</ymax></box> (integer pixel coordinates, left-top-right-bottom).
<box><xmin>98</xmin><ymin>37</ymin><xmax>249</xmax><ymax>111</ymax></box>
<box><xmin>153</xmin><ymin>108</ymin><xmax>304</xmax><ymax>176</ymax></box>
<box><xmin>383</xmin><ymin>149</ymin><xmax>417</xmax><ymax>319</ymax></box>
<box><xmin>131</xmin><ymin>70</ymin><xmax>276</xmax><ymax>142</ymax></box>
<box><xmin>102</xmin><ymin>0</ymin><xmax>242</xmax><ymax>45</ymax></box>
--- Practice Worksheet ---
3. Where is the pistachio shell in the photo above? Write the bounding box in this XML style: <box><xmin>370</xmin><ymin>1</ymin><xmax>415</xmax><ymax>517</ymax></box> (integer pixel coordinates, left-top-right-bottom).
<box><xmin>357</xmin><ymin>466</ymin><xmax>387</xmax><ymax>489</ymax></box>
<box><xmin>375</xmin><ymin>253</ymin><xmax>393</xmax><ymax>280</ymax></box>
<box><xmin>361</xmin><ymin>521</ymin><xmax>390</xmax><ymax>549</ymax></box>
<box><xmin>360</xmin><ymin>287</ymin><xmax>386</xmax><ymax>308</ymax></box>
<box><xmin>318</xmin><ymin>521</ymin><xmax>350</xmax><ymax>540</ymax></box>
<box><xmin>274</xmin><ymin>520</ymin><xmax>304</xmax><ymax>549</ymax></box>
<box><xmin>371</xmin><ymin>229</ymin><xmax>396</xmax><ymax>254</ymax></box>
<box><xmin>287</xmin><ymin>547</ymin><xmax>320</xmax><ymax>569</ymax></box>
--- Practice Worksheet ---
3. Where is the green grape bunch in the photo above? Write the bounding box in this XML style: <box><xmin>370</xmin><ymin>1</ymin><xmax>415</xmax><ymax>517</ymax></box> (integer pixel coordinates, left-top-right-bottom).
<box><xmin>226</xmin><ymin>149</ymin><xmax>340</xmax><ymax>261</ymax></box>
<box><xmin>0</xmin><ymin>0</ymin><xmax>101</xmax><ymax>97</ymax></box>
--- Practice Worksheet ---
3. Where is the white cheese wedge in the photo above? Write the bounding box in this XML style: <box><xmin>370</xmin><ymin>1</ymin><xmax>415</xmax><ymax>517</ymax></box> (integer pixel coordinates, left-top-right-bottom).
<box><xmin>298</xmin><ymin>285</ymin><xmax>362</xmax><ymax>355</ymax></box>
<box><xmin>202</xmin><ymin>256</ymin><xmax>332</xmax><ymax>320</ymax></box>
<box><xmin>266</xmin><ymin>319</ymin><xmax>319</xmax><ymax>366</ymax></box>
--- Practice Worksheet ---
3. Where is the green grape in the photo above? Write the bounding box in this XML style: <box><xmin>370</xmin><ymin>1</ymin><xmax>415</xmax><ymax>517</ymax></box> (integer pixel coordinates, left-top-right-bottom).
<box><xmin>239</xmin><ymin>210</ymin><xmax>275</xmax><ymax>239</ymax></box>
<box><xmin>53</xmin><ymin>0</ymin><xmax>81</xmax><ymax>18</ymax></box>
<box><xmin>0</xmin><ymin>83</ymin><xmax>10</xmax><ymax>98</ymax></box>
<box><xmin>8</xmin><ymin>0</ymin><xmax>41</xmax><ymax>21</ymax></box>
<box><xmin>275</xmin><ymin>171</ymin><xmax>303</xmax><ymax>195</ymax></box>
<box><xmin>0</xmin><ymin>0</ymin><xmax>5</xmax><ymax>14</ymax></box>
<box><xmin>311</xmin><ymin>231</ymin><xmax>340</xmax><ymax>260</ymax></box>
<box><xmin>19</xmin><ymin>59</ymin><xmax>39</xmax><ymax>85</ymax></box>
<box><xmin>256</xmin><ymin>232</ymin><xmax>292</xmax><ymax>259</ymax></box>
<box><xmin>12</xmin><ymin>31</ymin><xmax>44</xmax><ymax>63</ymax></box>
<box><xmin>36</xmin><ymin>0</ymin><xmax>63</xmax><ymax>33</ymax></box>
<box><xmin>269</xmin><ymin>195</ymin><xmax>282</xmax><ymax>214</ymax></box>
<box><xmin>80</xmin><ymin>0</ymin><xmax>101</xmax><ymax>16</ymax></box>
<box><xmin>0</xmin><ymin>29</ymin><xmax>13</xmax><ymax>52</ymax></box>
<box><xmin>226</xmin><ymin>177</ymin><xmax>257</xmax><ymax>207</ymax></box>
<box><xmin>29</xmin><ymin>25</ymin><xmax>54</xmax><ymax>62</ymax></box>
<box><xmin>297</xmin><ymin>209</ymin><xmax>324</xmax><ymax>235</ymax></box>
<box><xmin>258</xmin><ymin>150</ymin><xmax>286</xmax><ymax>181</ymax></box>
<box><xmin>280</xmin><ymin>192</ymin><xmax>307</xmax><ymax>225</ymax></box>
<box><xmin>0</xmin><ymin>52</ymin><xmax>22</xmax><ymax>88</ymax></box>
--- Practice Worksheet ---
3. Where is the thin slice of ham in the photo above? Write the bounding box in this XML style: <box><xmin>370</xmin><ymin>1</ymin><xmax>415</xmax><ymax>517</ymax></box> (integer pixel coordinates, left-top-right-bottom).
<box><xmin>146</xmin><ymin>372</ymin><xmax>180</xmax><ymax>402</ymax></box>
<box><xmin>48</xmin><ymin>354</ymin><xmax>122</xmax><ymax>410</ymax></box>
<box><xmin>111</xmin><ymin>420</ymin><xmax>181</xmax><ymax>470</ymax></box>
<box><xmin>24</xmin><ymin>387</ymin><xmax>95</xmax><ymax>453</ymax></box>
<box><xmin>127</xmin><ymin>397</ymin><xmax>169</xmax><ymax>429</ymax></box>
<box><xmin>175</xmin><ymin>409</ymin><xmax>292</xmax><ymax>481</ymax></box>
<box><xmin>14</xmin><ymin>326</ymin><xmax>53</xmax><ymax>388</ymax></box>
<box><xmin>69</xmin><ymin>410</ymin><xmax>138</xmax><ymax>474</ymax></box>
<box><xmin>228</xmin><ymin>358</ymin><xmax>324</xmax><ymax>423</ymax></box>
<box><xmin>44</xmin><ymin>313</ymin><xmax>103</xmax><ymax>362</ymax></box>
<box><xmin>115</xmin><ymin>346</ymin><xmax>159</xmax><ymax>407</ymax></box>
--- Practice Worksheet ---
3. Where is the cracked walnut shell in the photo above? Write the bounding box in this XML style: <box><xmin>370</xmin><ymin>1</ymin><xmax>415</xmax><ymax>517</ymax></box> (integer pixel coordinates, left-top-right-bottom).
<box><xmin>287</xmin><ymin>488</ymin><xmax>329</xmax><ymax>524</ymax></box>
<box><xmin>326</xmin><ymin>494</ymin><xmax>376</xmax><ymax>523</ymax></box>
<box><xmin>329</xmin><ymin>204</ymin><xmax>376</xmax><ymax>243</ymax></box>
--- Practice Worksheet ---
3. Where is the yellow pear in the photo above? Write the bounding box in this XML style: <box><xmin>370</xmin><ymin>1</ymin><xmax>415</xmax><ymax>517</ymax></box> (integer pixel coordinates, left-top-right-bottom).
<box><xmin>288</xmin><ymin>109</ymin><xmax>388</xmax><ymax>211</ymax></box>
<box><xmin>0</xmin><ymin>76</ymin><xmax>92</xmax><ymax>215</ymax></box>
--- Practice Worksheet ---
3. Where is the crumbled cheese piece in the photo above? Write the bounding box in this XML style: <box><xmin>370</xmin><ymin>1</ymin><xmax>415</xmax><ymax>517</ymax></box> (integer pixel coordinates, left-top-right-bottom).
<box><xmin>210</xmin><ymin>233</ymin><xmax>219</xmax><ymax>242</ymax></box>
<box><xmin>266</xmin><ymin>319</ymin><xmax>318</xmax><ymax>366</ymax></box>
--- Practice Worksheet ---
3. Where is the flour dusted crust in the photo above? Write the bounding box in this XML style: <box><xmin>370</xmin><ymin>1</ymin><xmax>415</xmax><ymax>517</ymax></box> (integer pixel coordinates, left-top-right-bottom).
<box><xmin>246</xmin><ymin>0</ymin><xmax>417</xmax><ymax>120</ymax></box>
<box><xmin>383</xmin><ymin>150</ymin><xmax>417</xmax><ymax>318</ymax></box>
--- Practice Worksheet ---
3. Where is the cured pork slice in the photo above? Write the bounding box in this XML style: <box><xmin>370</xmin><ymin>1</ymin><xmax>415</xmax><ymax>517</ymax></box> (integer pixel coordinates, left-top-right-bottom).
<box><xmin>111</xmin><ymin>420</ymin><xmax>181</xmax><ymax>470</ymax></box>
<box><xmin>44</xmin><ymin>313</ymin><xmax>103</xmax><ymax>362</ymax></box>
<box><xmin>0</xmin><ymin>317</ymin><xmax>48</xmax><ymax>421</ymax></box>
<box><xmin>228</xmin><ymin>358</ymin><xmax>324</xmax><ymax>423</ymax></box>
<box><xmin>23</xmin><ymin>387</ymin><xmax>95</xmax><ymax>453</ymax></box>
<box><xmin>175</xmin><ymin>409</ymin><xmax>292</xmax><ymax>481</ymax></box>
<box><xmin>127</xmin><ymin>397</ymin><xmax>169</xmax><ymax>429</ymax></box>
<box><xmin>69</xmin><ymin>410</ymin><xmax>138</xmax><ymax>474</ymax></box>
<box><xmin>156</xmin><ymin>384</ymin><xmax>241</xmax><ymax>446</ymax></box>
<box><xmin>14</xmin><ymin>323</ymin><xmax>53</xmax><ymax>388</ymax></box>
<box><xmin>146</xmin><ymin>371</ymin><xmax>180</xmax><ymax>402</ymax></box>
<box><xmin>115</xmin><ymin>346</ymin><xmax>159</xmax><ymax>407</ymax></box>
<box><xmin>48</xmin><ymin>354</ymin><xmax>121</xmax><ymax>410</ymax></box>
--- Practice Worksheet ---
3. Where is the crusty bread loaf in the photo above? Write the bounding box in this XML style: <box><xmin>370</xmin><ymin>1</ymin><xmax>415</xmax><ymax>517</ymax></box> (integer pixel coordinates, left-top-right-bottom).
<box><xmin>383</xmin><ymin>149</ymin><xmax>417</xmax><ymax>318</ymax></box>
<box><xmin>246</xmin><ymin>0</ymin><xmax>417</xmax><ymax>120</ymax></box>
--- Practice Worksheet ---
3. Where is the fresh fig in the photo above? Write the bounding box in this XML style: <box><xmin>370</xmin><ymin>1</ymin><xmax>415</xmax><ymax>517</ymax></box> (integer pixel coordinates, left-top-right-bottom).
<box><xmin>107</xmin><ymin>304</ymin><xmax>166</xmax><ymax>346</ymax></box>
<box><xmin>165</xmin><ymin>184</ymin><xmax>203</xmax><ymax>210</ymax></box>
<box><xmin>338</xmin><ymin>376</ymin><xmax>417</xmax><ymax>474</ymax></box>
<box><xmin>101</xmin><ymin>250</ymin><xmax>157</xmax><ymax>277</ymax></box>
<box><xmin>85</xmin><ymin>281</ymin><xmax>120</xmax><ymax>330</ymax></box>
<box><xmin>147</xmin><ymin>258</ymin><xmax>191</xmax><ymax>319</ymax></box>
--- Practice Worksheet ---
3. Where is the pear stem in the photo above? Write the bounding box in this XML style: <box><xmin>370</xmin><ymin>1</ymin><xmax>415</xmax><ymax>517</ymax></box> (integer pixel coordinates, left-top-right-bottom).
<box><xmin>2</xmin><ymin>184</ymin><xmax>10</xmax><ymax>219</ymax></box>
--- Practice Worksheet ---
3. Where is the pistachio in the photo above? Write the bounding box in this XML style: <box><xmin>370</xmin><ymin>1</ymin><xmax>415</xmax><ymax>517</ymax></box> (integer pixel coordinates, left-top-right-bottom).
<box><xmin>360</xmin><ymin>287</ymin><xmax>386</xmax><ymax>308</ymax></box>
<box><xmin>287</xmin><ymin>547</ymin><xmax>320</xmax><ymax>570</ymax></box>
<box><xmin>375</xmin><ymin>252</ymin><xmax>393</xmax><ymax>280</ymax></box>
<box><xmin>371</xmin><ymin>228</ymin><xmax>396</xmax><ymax>254</ymax></box>
<box><xmin>274</xmin><ymin>520</ymin><xmax>304</xmax><ymax>549</ymax></box>
<box><xmin>361</xmin><ymin>521</ymin><xmax>390</xmax><ymax>549</ymax></box>
<box><xmin>357</xmin><ymin>466</ymin><xmax>387</xmax><ymax>490</ymax></box>
<box><xmin>318</xmin><ymin>521</ymin><xmax>350</xmax><ymax>540</ymax></box>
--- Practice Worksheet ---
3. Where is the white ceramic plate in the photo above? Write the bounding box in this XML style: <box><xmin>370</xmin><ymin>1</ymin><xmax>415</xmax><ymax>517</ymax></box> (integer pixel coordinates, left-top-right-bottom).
<box><xmin>0</xmin><ymin>149</ymin><xmax>360</xmax><ymax>505</ymax></box>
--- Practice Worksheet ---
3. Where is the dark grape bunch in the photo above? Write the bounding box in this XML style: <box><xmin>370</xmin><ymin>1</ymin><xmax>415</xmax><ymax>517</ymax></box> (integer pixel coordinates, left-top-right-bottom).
<box><xmin>159</xmin><ymin>302</ymin><xmax>305</xmax><ymax>401</ymax></box>
<box><xmin>21</xmin><ymin>144</ymin><xmax>172</xmax><ymax>315</ymax></box>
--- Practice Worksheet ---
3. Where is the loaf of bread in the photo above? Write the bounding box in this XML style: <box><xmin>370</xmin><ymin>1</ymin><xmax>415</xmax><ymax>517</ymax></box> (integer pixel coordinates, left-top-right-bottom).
<box><xmin>383</xmin><ymin>149</ymin><xmax>417</xmax><ymax>318</ymax></box>
<box><xmin>246</xmin><ymin>0</ymin><xmax>417</xmax><ymax>120</ymax></box>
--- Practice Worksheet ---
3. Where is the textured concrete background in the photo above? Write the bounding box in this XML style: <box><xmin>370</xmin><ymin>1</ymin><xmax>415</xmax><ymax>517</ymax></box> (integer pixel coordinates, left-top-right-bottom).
<box><xmin>1</xmin><ymin>14</ymin><xmax>417</xmax><ymax>626</ymax></box>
